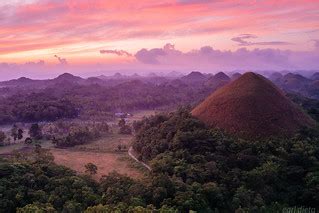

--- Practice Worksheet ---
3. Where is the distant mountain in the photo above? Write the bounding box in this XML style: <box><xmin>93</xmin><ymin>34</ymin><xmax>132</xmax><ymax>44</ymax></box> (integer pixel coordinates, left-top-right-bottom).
<box><xmin>131</xmin><ymin>73</ymin><xmax>140</xmax><ymax>78</ymax></box>
<box><xmin>86</xmin><ymin>77</ymin><xmax>105</xmax><ymax>85</ymax></box>
<box><xmin>112</xmin><ymin>73</ymin><xmax>124</xmax><ymax>79</ymax></box>
<box><xmin>281</xmin><ymin>73</ymin><xmax>311</xmax><ymax>91</ymax></box>
<box><xmin>148</xmin><ymin>72</ymin><xmax>158</xmax><ymax>78</ymax></box>
<box><xmin>181</xmin><ymin>71</ymin><xmax>207</xmax><ymax>85</ymax></box>
<box><xmin>95</xmin><ymin>75</ymin><xmax>108</xmax><ymax>80</ymax></box>
<box><xmin>304</xmin><ymin>80</ymin><xmax>319</xmax><ymax>99</ymax></box>
<box><xmin>205</xmin><ymin>72</ymin><xmax>231</xmax><ymax>90</ymax></box>
<box><xmin>0</xmin><ymin>77</ymin><xmax>46</xmax><ymax>88</ymax></box>
<box><xmin>269</xmin><ymin>72</ymin><xmax>283</xmax><ymax>84</ymax></box>
<box><xmin>213</xmin><ymin>72</ymin><xmax>230</xmax><ymax>81</ymax></box>
<box><xmin>53</xmin><ymin>73</ymin><xmax>83</xmax><ymax>83</ymax></box>
<box><xmin>166</xmin><ymin>71</ymin><xmax>183</xmax><ymax>78</ymax></box>
<box><xmin>311</xmin><ymin>72</ymin><xmax>319</xmax><ymax>80</ymax></box>
<box><xmin>230</xmin><ymin>72</ymin><xmax>242</xmax><ymax>80</ymax></box>
<box><xmin>0</xmin><ymin>77</ymin><xmax>33</xmax><ymax>85</ymax></box>
<box><xmin>192</xmin><ymin>72</ymin><xmax>315</xmax><ymax>138</ymax></box>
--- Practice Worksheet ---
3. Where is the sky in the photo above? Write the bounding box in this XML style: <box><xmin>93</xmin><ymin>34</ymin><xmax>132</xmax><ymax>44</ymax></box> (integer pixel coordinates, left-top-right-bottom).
<box><xmin>0</xmin><ymin>0</ymin><xmax>319</xmax><ymax>79</ymax></box>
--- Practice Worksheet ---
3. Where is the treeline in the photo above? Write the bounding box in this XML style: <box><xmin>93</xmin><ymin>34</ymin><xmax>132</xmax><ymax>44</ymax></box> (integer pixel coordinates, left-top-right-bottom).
<box><xmin>2</xmin><ymin>78</ymin><xmax>316</xmax><ymax>126</ymax></box>
<box><xmin>0</xmin><ymin>92</ymin><xmax>78</xmax><ymax>124</ymax></box>
<box><xmin>132</xmin><ymin>109</ymin><xmax>319</xmax><ymax>211</ymax></box>
<box><xmin>0</xmin><ymin>80</ymin><xmax>211</xmax><ymax>124</ymax></box>
<box><xmin>56</xmin><ymin>81</ymin><xmax>210</xmax><ymax>119</ymax></box>
<box><xmin>42</xmin><ymin>121</ymin><xmax>109</xmax><ymax>147</ymax></box>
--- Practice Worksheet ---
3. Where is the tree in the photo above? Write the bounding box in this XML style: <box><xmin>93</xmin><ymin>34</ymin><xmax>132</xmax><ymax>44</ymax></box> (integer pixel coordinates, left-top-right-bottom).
<box><xmin>0</xmin><ymin>131</ymin><xmax>6</xmax><ymax>146</ymax></box>
<box><xmin>17</xmin><ymin>129</ymin><xmax>23</xmax><ymax>140</ymax></box>
<box><xmin>119</xmin><ymin>124</ymin><xmax>132</xmax><ymax>135</ymax></box>
<box><xmin>117</xmin><ymin>144</ymin><xmax>122</xmax><ymax>151</ymax></box>
<box><xmin>118</xmin><ymin>118</ymin><xmax>126</xmax><ymax>128</ymax></box>
<box><xmin>85</xmin><ymin>163</ymin><xmax>98</xmax><ymax>175</ymax></box>
<box><xmin>25</xmin><ymin>137</ymin><xmax>33</xmax><ymax>144</ymax></box>
<box><xmin>29</xmin><ymin>123</ymin><xmax>42</xmax><ymax>140</ymax></box>
<box><xmin>11</xmin><ymin>124</ymin><xmax>18</xmax><ymax>141</ymax></box>
<box><xmin>16</xmin><ymin>203</ymin><xmax>56</xmax><ymax>213</ymax></box>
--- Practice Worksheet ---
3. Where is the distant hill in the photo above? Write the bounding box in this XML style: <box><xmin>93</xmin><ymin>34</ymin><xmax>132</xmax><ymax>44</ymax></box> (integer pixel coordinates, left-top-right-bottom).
<box><xmin>269</xmin><ymin>72</ymin><xmax>283</xmax><ymax>84</ymax></box>
<box><xmin>230</xmin><ymin>72</ymin><xmax>242</xmax><ymax>80</ymax></box>
<box><xmin>0</xmin><ymin>77</ymin><xmax>34</xmax><ymax>86</ymax></box>
<box><xmin>192</xmin><ymin>72</ymin><xmax>315</xmax><ymax>138</ymax></box>
<box><xmin>205</xmin><ymin>72</ymin><xmax>231</xmax><ymax>90</ymax></box>
<box><xmin>311</xmin><ymin>72</ymin><xmax>319</xmax><ymax>80</ymax></box>
<box><xmin>281</xmin><ymin>73</ymin><xmax>311</xmax><ymax>91</ymax></box>
<box><xmin>166</xmin><ymin>71</ymin><xmax>183</xmax><ymax>78</ymax></box>
<box><xmin>181</xmin><ymin>71</ymin><xmax>206</xmax><ymax>83</ymax></box>
<box><xmin>0</xmin><ymin>77</ymin><xmax>47</xmax><ymax>89</ymax></box>
<box><xmin>53</xmin><ymin>73</ymin><xmax>83</xmax><ymax>83</ymax></box>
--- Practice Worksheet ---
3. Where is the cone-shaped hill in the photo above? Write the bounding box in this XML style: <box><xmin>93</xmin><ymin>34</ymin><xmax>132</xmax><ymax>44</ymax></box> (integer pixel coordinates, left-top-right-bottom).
<box><xmin>192</xmin><ymin>72</ymin><xmax>315</xmax><ymax>138</ymax></box>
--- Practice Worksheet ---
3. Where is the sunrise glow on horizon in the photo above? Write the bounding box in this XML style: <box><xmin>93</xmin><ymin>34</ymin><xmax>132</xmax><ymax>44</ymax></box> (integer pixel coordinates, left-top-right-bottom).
<box><xmin>0</xmin><ymin>0</ymin><xmax>319</xmax><ymax>79</ymax></box>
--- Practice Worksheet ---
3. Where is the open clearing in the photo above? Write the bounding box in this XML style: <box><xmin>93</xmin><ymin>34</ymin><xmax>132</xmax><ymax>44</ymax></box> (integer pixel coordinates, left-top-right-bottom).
<box><xmin>51</xmin><ymin>149</ymin><xmax>143</xmax><ymax>180</ymax></box>
<box><xmin>0</xmin><ymin>110</ymin><xmax>157</xmax><ymax>180</ymax></box>
<box><xmin>72</xmin><ymin>133</ymin><xmax>132</xmax><ymax>153</ymax></box>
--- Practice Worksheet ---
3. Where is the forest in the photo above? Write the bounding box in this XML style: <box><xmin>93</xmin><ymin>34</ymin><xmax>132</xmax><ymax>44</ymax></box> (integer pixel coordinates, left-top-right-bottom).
<box><xmin>0</xmin><ymin>80</ymin><xmax>210</xmax><ymax>125</ymax></box>
<box><xmin>1</xmin><ymin>108</ymin><xmax>318</xmax><ymax>212</ymax></box>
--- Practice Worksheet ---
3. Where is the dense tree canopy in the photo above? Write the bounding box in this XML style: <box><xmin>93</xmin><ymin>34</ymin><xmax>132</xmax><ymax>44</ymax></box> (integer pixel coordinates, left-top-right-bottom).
<box><xmin>0</xmin><ymin>80</ymin><xmax>211</xmax><ymax>124</ymax></box>
<box><xmin>0</xmin><ymin>92</ymin><xmax>78</xmax><ymax>124</ymax></box>
<box><xmin>132</xmin><ymin>109</ymin><xmax>319</xmax><ymax>211</ymax></box>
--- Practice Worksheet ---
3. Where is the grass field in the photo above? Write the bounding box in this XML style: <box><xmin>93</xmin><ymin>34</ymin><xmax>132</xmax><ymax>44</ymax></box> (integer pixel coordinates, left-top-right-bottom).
<box><xmin>72</xmin><ymin>132</ymin><xmax>132</xmax><ymax>153</ymax></box>
<box><xmin>50</xmin><ymin>149</ymin><xmax>143</xmax><ymax>180</ymax></box>
<box><xmin>50</xmin><ymin>132</ymin><xmax>142</xmax><ymax>180</ymax></box>
<box><xmin>0</xmin><ymin>110</ymin><xmax>157</xmax><ymax>180</ymax></box>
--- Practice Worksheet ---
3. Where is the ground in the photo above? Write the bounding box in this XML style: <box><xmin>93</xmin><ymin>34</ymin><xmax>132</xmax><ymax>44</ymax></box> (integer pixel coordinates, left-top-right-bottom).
<box><xmin>0</xmin><ymin>110</ymin><xmax>158</xmax><ymax>180</ymax></box>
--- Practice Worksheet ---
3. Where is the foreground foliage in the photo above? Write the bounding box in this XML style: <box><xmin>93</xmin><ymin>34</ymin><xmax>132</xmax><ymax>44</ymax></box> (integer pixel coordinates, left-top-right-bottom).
<box><xmin>1</xmin><ymin>109</ymin><xmax>319</xmax><ymax>212</ymax></box>
<box><xmin>133</xmin><ymin>109</ymin><xmax>319</xmax><ymax>211</ymax></box>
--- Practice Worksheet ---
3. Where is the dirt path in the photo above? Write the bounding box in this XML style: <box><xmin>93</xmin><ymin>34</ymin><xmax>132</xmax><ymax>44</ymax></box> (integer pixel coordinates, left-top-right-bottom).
<box><xmin>128</xmin><ymin>146</ymin><xmax>151</xmax><ymax>171</ymax></box>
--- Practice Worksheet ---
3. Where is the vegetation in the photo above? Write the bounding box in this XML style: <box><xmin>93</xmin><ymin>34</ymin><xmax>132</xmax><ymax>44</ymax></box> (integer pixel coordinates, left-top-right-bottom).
<box><xmin>0</xmin><ymin>149</ymin><xmax>100</xmax><ymax>212</ymax></box>
<box><xmin>0</xmin><ymin>79</ymin><xmax>211</xmax><ymax>124</ymax></box>
<box><xmin>85</xmin><ymin>163</ymin><xmax>98</xmax><ymax>175</ymax></box>
<box><xmin>48</xmin><ymin>122</ymin><xmax>109</xmax><ymax>147</ymax></box>
<box><xmin>0</xmin><ymin>93</ymin><xmax>78</xmax><ymax>124</ymax></box>
<box><xmin>1</xmin><ymin>109</ymin><xmax>319</xmax><ymax>212</ymax></box>
<box><xmin>0</xmin><ymin>131</ymin><xmax>6</xmax><ymax>146</ymax></box>
<box><xmin>132</xmin><ymin>109</ymin><xmax>319</xmax><ymax>211</ymax></box>
<box><xmin>289</xmin><ymin>93</ymin><xmax>319</xmax><ymax>122</ymax></box>
<box><xmin>29</xmin><ymin>123</ymin><xmax>43</xmax><ymax>140</ymax></box>
<box><xmin>118</xmin><ymin>118</ymin><xmax>132</xmax><ymax>135</ymax></box>
<box><xmin>1</xmin><ymin>73</ymin><xmax>319</xmax><ymax>212</ymax></box>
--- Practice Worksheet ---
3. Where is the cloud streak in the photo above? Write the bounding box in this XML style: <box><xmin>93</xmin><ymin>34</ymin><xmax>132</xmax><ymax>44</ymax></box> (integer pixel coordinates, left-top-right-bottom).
<box><xmin>54</xmin><ymin>55</ymin><xmax>68</xmax><ymax>65</ymax></box>
<box><xmin>231</xmin><ymin>34</ymin><xmax>292</xmax><ymax>46</ymax></box>
<box><xmin>100</xmin><ymin>49</ymin><xmax>132</xmax><ymax>57</ymax></box>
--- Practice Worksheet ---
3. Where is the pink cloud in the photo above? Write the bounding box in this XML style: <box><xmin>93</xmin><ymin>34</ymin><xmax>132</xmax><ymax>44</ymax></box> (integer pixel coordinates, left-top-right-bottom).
<box><xmin>0</xmin><ymin>0</ymin><xmax>318</xmax><ymax>55</ymax></box>
<box><xmin>133</xmin><ymin>42</ymin><xmax>319</xmax><ymax>70</ymax></box>
<box><xmin>0</xmin><ymin>41</ymin><xmax>318</xmax><ymax>80</ymax></box>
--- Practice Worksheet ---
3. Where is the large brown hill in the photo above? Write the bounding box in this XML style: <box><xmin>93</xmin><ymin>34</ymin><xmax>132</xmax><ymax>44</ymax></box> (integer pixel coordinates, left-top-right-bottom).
<box><xmin>192</xmin><ymin>72</ymin><xmax>315</xmax><ymax>138</ymax></box>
